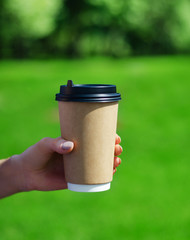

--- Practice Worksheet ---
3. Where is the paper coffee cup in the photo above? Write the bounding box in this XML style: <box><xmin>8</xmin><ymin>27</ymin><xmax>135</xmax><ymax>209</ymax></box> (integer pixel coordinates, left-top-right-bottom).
<box><xmin>56</xmin><ymin>80</ymin><xmax>121</xmax><ymax>192</ymax></box>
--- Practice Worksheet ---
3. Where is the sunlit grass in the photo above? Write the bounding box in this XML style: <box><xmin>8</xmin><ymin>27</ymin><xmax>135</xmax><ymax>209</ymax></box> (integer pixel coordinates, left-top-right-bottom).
<box><xmin>0</xmin><ymin>56</ymin><xmax>189</xmax><ymax>240</ymax></box>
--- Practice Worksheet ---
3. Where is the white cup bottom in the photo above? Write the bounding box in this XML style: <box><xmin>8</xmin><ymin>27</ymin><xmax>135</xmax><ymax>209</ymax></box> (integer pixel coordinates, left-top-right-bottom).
<box><xmin>67</xmin><ymin>182</ymin><xmax>111</xmax><ymax>192</ymax></box>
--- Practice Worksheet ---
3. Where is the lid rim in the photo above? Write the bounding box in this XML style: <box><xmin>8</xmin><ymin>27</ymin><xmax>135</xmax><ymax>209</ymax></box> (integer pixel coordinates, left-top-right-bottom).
<box><xmin>56</xmin><ymin>97</ymin><xmax>121</xmax><ymax>103</ymax></box>
<box><xmin>56</xmin><ymin>93</ymin><xmax>121</xmax><ymax>98</ymax></box>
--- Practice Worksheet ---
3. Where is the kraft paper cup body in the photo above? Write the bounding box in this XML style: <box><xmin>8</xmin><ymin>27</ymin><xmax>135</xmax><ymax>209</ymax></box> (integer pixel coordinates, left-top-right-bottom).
<box><xmin>58</xmin><ymin>101</ymin><xmax>119</xmax><ymax>186</ymax></box>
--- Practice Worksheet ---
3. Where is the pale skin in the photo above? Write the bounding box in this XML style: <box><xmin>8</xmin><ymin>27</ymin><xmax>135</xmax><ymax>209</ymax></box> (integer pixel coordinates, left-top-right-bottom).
<box><xmin>0</xmin><ymin>134</ymin><xmax>123</xmax><ymax>199</ymax></box>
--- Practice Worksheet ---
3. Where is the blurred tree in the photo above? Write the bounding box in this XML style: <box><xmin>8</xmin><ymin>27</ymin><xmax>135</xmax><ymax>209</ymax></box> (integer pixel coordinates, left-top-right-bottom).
<box><xmin>52</xmin><ymin>0</ymin><xmax>92</xmax><ymax>57</ymax></box>
<box><xmin>0</xmin><ymin>0</ymin><xmax>19</xmax><ymax>58</ymax></box>
<box><xmin>0</xmin><ymin>0</ymin><xmax>61</xmax><ymax>58</ymax></box>
<box><xmin>6</xmin><ymin>0</ymin><xmax>61</xmax><ymax>38</ymax></box>
<box><xmin>0</xmin><ymin>0</ymin><xmax>6</xmax><ymax>58</ymax></box>
<box><xmin>170</xmin><ymin>0</ymin><xmax>190</xmax><ymax>52</ymax></box>
<box><xmin>0</xmin><ymin>0</ymin><xmax>190</xmax><ymax>58</ymax></box>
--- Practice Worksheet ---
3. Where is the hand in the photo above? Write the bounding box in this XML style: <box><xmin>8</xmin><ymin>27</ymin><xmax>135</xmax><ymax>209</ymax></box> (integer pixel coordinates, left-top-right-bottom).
<box><xmin>0</xmin><ymin>135</ymin><xmax>123</xmax><ymax>198</ymax></box>
<box><xmin>114</xmin><ymin>134</ymin><xmax>123</xmax><ymax>174</ymax></box>
<box><xmin>11</xmin><ymin>137</ymin><xmax>75</xmax><ymax>192</ymax></box>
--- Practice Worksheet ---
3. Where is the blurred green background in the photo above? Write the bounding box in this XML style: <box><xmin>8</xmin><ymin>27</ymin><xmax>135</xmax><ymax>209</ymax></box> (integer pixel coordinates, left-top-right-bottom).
<box><xmin>1</xmin><ymin>0</ymin><xmax>190</xmax><ymax>58</ymax></box>
<box><xmin>0</xmin><ymin>1</ymin><xmax>190</xmax><ymax>240</ymax></box>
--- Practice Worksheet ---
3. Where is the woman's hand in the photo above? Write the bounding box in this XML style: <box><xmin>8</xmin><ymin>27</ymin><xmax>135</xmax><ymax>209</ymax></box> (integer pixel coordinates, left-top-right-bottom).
<box><xmin>0</xmin><ymin>134</ymin><xmax>123</xmax><ymax>198</ymax></box>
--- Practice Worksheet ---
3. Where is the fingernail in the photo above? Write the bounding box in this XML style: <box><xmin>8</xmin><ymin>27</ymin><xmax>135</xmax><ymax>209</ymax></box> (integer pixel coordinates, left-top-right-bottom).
<box><xmin>61</xmin><ymin>141</ymin><xmax>74</xmax><ymax>150</ymax></box>
<box><xmin>117</xmin><ymin>158</ymin><xmax>121</xmax><ymax>165</ymax></box>
<box><xmin>120</xmin><ymin>146</ymin><xmax>123</xmax><ymax>152</ymax></box>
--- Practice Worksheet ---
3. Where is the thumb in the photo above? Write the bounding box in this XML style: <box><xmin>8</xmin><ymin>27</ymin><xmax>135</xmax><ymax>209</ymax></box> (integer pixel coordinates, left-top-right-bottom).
<box><xmin>39</xmin><ymin>137</ymin><xmax>74</xmax><ymax>155</ymax></box>
<box><xmin>55</xmin><ymin>139</ymin><xmax>74</xmax><ymax>154</ymax></box>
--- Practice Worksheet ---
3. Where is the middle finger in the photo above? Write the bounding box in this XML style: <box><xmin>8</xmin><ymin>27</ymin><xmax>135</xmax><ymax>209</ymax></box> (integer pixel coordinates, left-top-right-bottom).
<box><xmin>115</xmin><ymin>144</ymin><xmax>123</xmax><ymax>156</ymax></box>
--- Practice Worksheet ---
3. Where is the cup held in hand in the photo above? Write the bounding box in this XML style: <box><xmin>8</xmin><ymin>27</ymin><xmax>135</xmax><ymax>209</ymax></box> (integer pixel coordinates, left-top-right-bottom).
<box><xmin>56</xmin><ymin>80</ymin><xmax>121</xmax><ymax>192</ymax></box>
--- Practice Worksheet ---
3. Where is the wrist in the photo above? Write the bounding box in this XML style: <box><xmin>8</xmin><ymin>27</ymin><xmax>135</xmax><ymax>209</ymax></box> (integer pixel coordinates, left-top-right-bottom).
<box><xmin>0</xmin><ymin>155</ymin><xmax>25</xmax><ymax>199</ymax></box>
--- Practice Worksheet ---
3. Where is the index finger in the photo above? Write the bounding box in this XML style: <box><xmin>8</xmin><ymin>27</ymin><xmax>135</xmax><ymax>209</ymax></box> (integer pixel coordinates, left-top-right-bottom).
<box><xmin>115</xmin><ymin>134</ymin><xmax>121</xmax><ymax>144</ymax></box>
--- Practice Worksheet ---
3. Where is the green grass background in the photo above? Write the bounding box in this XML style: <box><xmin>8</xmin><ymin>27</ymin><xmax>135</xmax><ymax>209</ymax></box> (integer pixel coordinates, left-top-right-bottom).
<box><xmin>0</xmin><ymin>57</ymin><xmax>189</xmax><ymax>240</ymax></box>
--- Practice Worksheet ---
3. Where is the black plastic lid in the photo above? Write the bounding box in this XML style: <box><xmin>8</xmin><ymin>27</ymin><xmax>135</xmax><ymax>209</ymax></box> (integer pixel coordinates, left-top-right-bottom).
<box><xmin>55</xmin><ymin>80</ymin><xmax>121</xmax><ymax>102</ymax></box>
